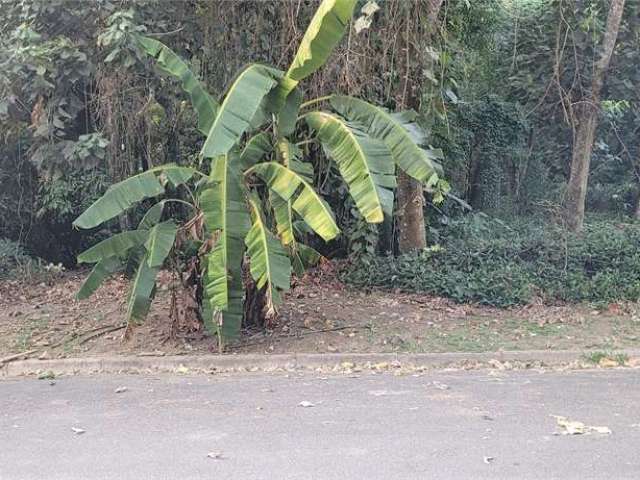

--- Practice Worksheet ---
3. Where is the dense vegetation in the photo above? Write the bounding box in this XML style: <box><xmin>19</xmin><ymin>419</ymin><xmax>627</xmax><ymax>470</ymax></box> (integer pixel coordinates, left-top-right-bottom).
<box><xmin>343</xmin><ymin>215</ymin><xmax>640</xmax><ymax>306</ymax></box>
<box><xmin>1</xmin><ymin>0</ymin><xmax>638</xmax><ymax>343</ymax></box>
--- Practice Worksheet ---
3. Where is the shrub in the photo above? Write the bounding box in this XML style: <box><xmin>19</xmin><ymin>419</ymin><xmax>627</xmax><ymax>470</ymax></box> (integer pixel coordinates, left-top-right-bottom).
<box><xmin>0</xmin><ymin>238</ymin><xmax>31</xmax><ymax>278</ymax></box>
<box><xmin>342</xmin><ymin>214</ymin><xmax>640</xmax><ymax>307</ymax></box>
<box><xmin>0</xmin><ymin>238</ymin><xmax>64</xmax><ymax>281</ymax></box>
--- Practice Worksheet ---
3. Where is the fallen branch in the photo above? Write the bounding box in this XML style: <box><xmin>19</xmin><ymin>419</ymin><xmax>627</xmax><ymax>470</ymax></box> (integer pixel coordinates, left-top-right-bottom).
<box><xmin>78</xmin><ymin>324</ymin><xmax>126</xmax><ymax>345</ymax></box>
<box><xmin>0</xmin><ymin>349</ymin><xmax>39</xmax><ymax>365</ymax></box>
<box><xmin>295</xmin><ymin>324</ymin><xmax>365</xmax><ymax>336</ymax></box>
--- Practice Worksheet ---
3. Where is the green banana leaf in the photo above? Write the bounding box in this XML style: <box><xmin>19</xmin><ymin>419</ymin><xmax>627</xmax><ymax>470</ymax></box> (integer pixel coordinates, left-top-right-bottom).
<box><xmin>200</xmin><ymin>280</ymin><xmax>220</xmax><ymax>337</ymax></box>
<box><xmin>74</xmin><ymin>164</ymin><xmax>196</xmax><ymax>230</ymax></box>
<box><xmin>73</xmin><ymin>172</ymin><xmax>164</xmax><ymax>230</ymax></box>
<box><xmin>330</xmin><ymin>96</ymin><xmax>442</xmax><ymax>182</ymax></box>
<box><xmin>76</xmin><ymin>256</ymin><xmax>122</xmax><ymax>300</ymax></box>
<box><xmin>245</xmin><ymin>196</ymin><xmax>291</xmax><ymax>309</ymax></box>
<box><xmin>305</xmin><ymin>111</ymin><xmax>395</xmax><ymax>223</ymax></box>
<box><xmin>292</xmin><ymin>243</ymin><xmax>322</xmax><ymax>276</ymax></box>
<box><xmin>277</xmin><ymin>87</ymin><xmax>303</xmax><ymax>137</ymax></box>
<box><xmin>201</xmin><ymin>153</ymin><xmax>251</xmax><ymax>339</ymax></box>
<box><xmin>270</xmin><ymin>192</ymin><xmax>321</xmax><ymax>277</ymax></box>
<box><xmin>276</xmin><ymin>139</ymin><xmax>314</xmax><ymax>182</ymax></box>
<box><xmin>125</xmin><ymin>251</ymin><xmax>159</xmax><ymax>325</ymax></box>
<box><xmin>270</xmin><ymin>192</ymin><xmax>295</xmax><ymax>246</ymax></box>
<box><xmin>138</xmin><ymin>201</ymin><xmax>166</xmax><ymax>230</ymax></box>
<box><xmin>136</xmin><ymin>35</ymin><xmax>218</xmax><ymax>136</ymax></box>
<box><xmin>247</xmin><ymin>161</ymin><xmax>339</xmax><ymax>241</ymax></box>
<box><xmin>160</xmin><ymin>166</ymin><xmax>198</xmax><ymax>188</ymax></box>
<box><xmin>240</xmin><ymin>133</ymin><xmax>273</xmax><ymax>169</ymax></box>
<box><xmin>201</xmin><ymin>65</ymin><xmax>280</xmax><ymax>159</ymax></box>
<box><xmin>77</xmin><ymin>230</ymin><xmax>149</xmax><ymax>264</ymax></box>
<box><xmin>144</xmin><ymin>221</ymin><xmax>178</xmax><ymax>268</ymax></box>
<box><xmin>286</xmin><ymin>0</ymin><xmax>357</xmax><ymax>83</ymax></box>
<box><xmin>271</xmin><ymin>140</ymin><xmax>315</xmax><ymax>251</ymax></box>
<box><xmin>390</xmin><ymin>111</ymin><xmax>445</xmax><ymax>176</ymax></box>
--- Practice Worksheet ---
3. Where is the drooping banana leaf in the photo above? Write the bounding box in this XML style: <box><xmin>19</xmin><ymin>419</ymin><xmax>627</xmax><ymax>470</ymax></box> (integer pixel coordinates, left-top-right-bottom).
<box><xmin>73</xmin><ymin>164</ymin><xmax>196</xmax><ymax>229</ymax></box>
<box><xmin>249</xmin><ymin>161</ymin><xmax>301</xmax><ymax>200</ymax></box>
<box><xmin>271</xmin><ymin>139</ymin><xmax>314</xmax><ymax>248</ymax></box>
<box><xmin>291</xmin><ymin>243</ymin><xmax>322</xmax><ymax>276</ymax></box>
<box><xmin>286</xmin><ymin>0</ymin><xmax>357</xmax><ymax>83</ymax></box>
<box><xmin>77</xmin><ymin>230</ymin><xmax>149</xmax><ymax>264</ymax></box>
<box><xmin>73</xmin><ymin>172</ymin><xmax>164</xmax><ymax>230</ymax></box>
<box><xmin>277</xmin><ymin>87</ymin><xmax>303</xmax><ymax>137</ymax></box>
<box><xmin>201</xmin><ymin>153</ymin><xmax>251</xmax><ymax>339</ymax></box>
<box><xmin>205</xmin><ymin>238</ymin><xmax>245</xmax><ymax>340</ymax></box>
<box><xmin>247</xmin><ymin>161</ymin><xmax>339</xmax><ymax>241</ymax></box>
<box><xmin>330</xmin><ymin>96</ymin><xmax>442</xmax><ymax>182</ymax></box>
<box><xmin>276</xmin><ymin>139</ymin><xmax>314</xmax><ymax>182</ymax></box>
<box><xmin>305</xmin><ymin>111</ymin><xmax>395</xmax><ymax>223</ymax></box>
<box><xmin>76</xmin><ymin>256</ymin><xmax>123</xmax><ymax>300</ymax></box>
<box><xmin>160</xmin><ymin>166</ymin><xmax>198</xmax><ymax>188</ymax></box>
<box><xmin>136</xmin><ymin>35</ymin><xmax>218</xmax><ymax>136</ymax></box>
<box><xmin>270</xmin><ymin>192</ymin><xmax>295</xmax><ymax>246</ymax></box>
<box><xmin>390</xmin><ymin>111</ymin><xmax>445</xmax><ymax>176</ymax></box>
<box><xmin>270</xmin><ymin>192</ymin><xmax>322</xmax><ymax>277</ymax></box>
<box><xmin>200</xmin><ymin>280</ymin><xmax>219</xmax><ymax>337</ymax></box>
<box><xmin>245</xmin><ymin>196</ymin><xmax>291</xmax><ymax>310</ymax></box>
<box><xmin>144</xmin><ymin>221</ymin><xmax>178</xmax><ymax>268</ymax></box>
<box><xmin>240</xmin><ymin>133</ymin><xmax>273</xmax><ymax>169</ymax></box>
<box><xmin>201</xmin><ymin>65</ymin><xmax>280</xmax><ymax>159</ymax></box>
<box><xmin>126</xmin><ymin>251</ymin><xmax>159</xmax><ymax>325</ymax></box>
<box><xmin>138</xmin><ymin>201</ymin><xmax>166</xmax><ymax>230</ymax></box>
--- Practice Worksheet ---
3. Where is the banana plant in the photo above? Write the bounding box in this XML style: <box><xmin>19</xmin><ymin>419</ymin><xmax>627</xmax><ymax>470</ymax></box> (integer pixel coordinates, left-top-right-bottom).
<box><xmin>73</xmin><ymin>0</ymin><xmax>448</xmax><ymax>347</ymax></box>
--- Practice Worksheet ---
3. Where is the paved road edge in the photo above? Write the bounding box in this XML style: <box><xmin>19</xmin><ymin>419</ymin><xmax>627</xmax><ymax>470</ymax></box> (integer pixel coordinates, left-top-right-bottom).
<box><xmin>2</xmin><ymin>350</ymin><xmax>640</xmax><ymax>377</ymax></box>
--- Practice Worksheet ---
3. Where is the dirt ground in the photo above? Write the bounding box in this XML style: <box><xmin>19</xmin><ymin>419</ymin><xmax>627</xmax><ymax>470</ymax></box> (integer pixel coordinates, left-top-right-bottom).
<box><xmin>1</xmin><ymin>264</ymin><xmax>639</xmax><ymax>361</ymax></box>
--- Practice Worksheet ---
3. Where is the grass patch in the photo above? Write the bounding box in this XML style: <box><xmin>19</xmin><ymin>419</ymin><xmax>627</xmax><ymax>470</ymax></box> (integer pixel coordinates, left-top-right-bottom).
<box><xmin>582</xmin><ymin>350</ymin><xmax>629</xmax><ymax>366</ymax></box>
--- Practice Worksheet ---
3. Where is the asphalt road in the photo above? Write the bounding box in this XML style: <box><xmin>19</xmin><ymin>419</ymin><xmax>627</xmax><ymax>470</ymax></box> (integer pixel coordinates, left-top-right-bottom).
<box><xmin>1</xmin><ymin>369</ymin><xmax>639</xmax><ymax>479</ymax></box>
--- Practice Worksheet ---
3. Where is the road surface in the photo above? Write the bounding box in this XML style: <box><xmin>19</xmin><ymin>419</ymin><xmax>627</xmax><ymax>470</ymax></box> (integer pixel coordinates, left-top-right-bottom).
<box><xmin>1</xmin><ymin>369</ymin><xmax>639</xmax><ymax>479</ymax></box>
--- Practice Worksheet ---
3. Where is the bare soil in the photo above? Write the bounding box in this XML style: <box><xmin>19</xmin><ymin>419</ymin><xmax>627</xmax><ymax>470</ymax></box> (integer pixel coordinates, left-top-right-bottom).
<box><xmin>1</xmin><ymin>264</ymin><xmax>639</xmax><ymax>361</ymax></box>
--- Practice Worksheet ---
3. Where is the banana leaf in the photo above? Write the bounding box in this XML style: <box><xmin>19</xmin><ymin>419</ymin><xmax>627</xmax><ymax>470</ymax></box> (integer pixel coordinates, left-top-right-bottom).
<box><xmin>137</xmin><ymin>35</ymin><xmax>218</xmax><ymax>136</ymax></box>
<box><xmin>306</xmin><ymin>111</ymin><xmax>395</xmax><ymax>222</ymax></box>
<box><xmin>286</xmin><ymin>0</ymin><xmax>357</xmax><ymax>83</ymax></box>
<box><xmin>77</xmin><ymin>230</ymin><xmax>149</xmax><ymax>264</ymax></box>
<box><xmin>201</xmin><ymin>153</ymin><xmax>251</xmax><ymax>339</ymax></box>
<box><xmin>245</xmin><ymin>196</ymin><xmax>291</xmax><ymax>309</ymax></box>
<box><xmin>144</xmin><ymin>221</ymin><xmax>178</xmax><ymax>268</ymax></box>
<box><xmin>330</xmin><ymin>96</ymin><xmax>442</xmax><ymax>182</ymax></box>
<box><xmin>76</xmin><ymin>256</ymin><xmax>123</xmax><ymax>300</ymax></box>
<box><xmin>248</xmin><ymin>161</ymin><xmax>339</xmax><ymax>241</ymax></box>
<box><xmin>201</xmin><ymin>65</ymin><xmax>280</xmax><ymax>159</ymax></box>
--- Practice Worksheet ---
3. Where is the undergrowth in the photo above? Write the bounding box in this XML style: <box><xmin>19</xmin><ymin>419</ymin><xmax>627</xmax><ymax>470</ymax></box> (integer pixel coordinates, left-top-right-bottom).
<box><xmin>342</xmin><ymin>215</ymin><xmax>640</xmax><ymax>307</ymax></box>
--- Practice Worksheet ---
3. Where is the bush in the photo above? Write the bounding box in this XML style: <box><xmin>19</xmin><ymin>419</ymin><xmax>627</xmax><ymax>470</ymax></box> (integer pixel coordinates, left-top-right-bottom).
<box><xmin>342</xmin><ymin>214</ymin><xmax>640</xmax><ymax>307</ymax></box>
<box><xmin>0</xmin><ymin>238</ymin><xmax>31</xmax><ymax>278</ymax></box>
<box><xmin>0</xmin><ymin>238</ymin><xmax>65</xmax><ymax>281</ymax></box>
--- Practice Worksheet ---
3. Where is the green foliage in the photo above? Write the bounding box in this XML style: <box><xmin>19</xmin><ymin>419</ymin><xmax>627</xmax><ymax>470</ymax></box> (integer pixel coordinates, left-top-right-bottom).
<box><xmin>343</xmin><ymin>215</ymin><xmax>640</xmax><ymax>307</ymax></box>
<box><xmin>0</xmin><ymin>238</ymin><xmax>32</xmax><ymax>278</ymax></box>
<box><xmin>0</xmin><ymin>238</ymin><xmax>64</xmax><ymax>281</ymax></box>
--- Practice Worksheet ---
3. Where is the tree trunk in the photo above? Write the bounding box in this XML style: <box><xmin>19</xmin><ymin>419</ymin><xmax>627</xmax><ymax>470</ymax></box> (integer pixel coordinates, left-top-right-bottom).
<box><xmin>397</xmin><ymin>170</ymin><xmax>427</xmax><ymax>251</ymax></box>
<box><xmin>564</xmin><ymin>0</ymin><xmax>626</xmax><ymax>231</ymax></box>
<box><xmin>564</xmin><ymin>105</ymin><xmax>599</xmax><ymax>231</ymax></box>
<box><xmin>395</xmin><ymin>0</ymin><xmax>443</xmax><ymax>253</ymax></box>
<box><xmin>634</xmin><ymin>192</ymin><xmax>640</xmax><ymax>221</ymax></box>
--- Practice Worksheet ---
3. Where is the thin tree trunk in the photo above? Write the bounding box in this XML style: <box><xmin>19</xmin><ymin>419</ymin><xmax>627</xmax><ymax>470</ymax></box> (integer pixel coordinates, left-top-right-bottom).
<box><xmin>397</xmin><ymin>171</ymin><xmax>427</xmax><ymax>251</ymax></box>
<box><xmin>564</xmin><ymin>0</ymin><xmax>626</xmax><ymax>231</ymax></box>
<box><xmin>395</xmin><ymin>0</ymin><xmax>443</xmax><ymax>253</ymax></box>
<box><xmin>634</xmin><ymin>192</ymin><xmax>640</xmax><ymax>221</ymax></box>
